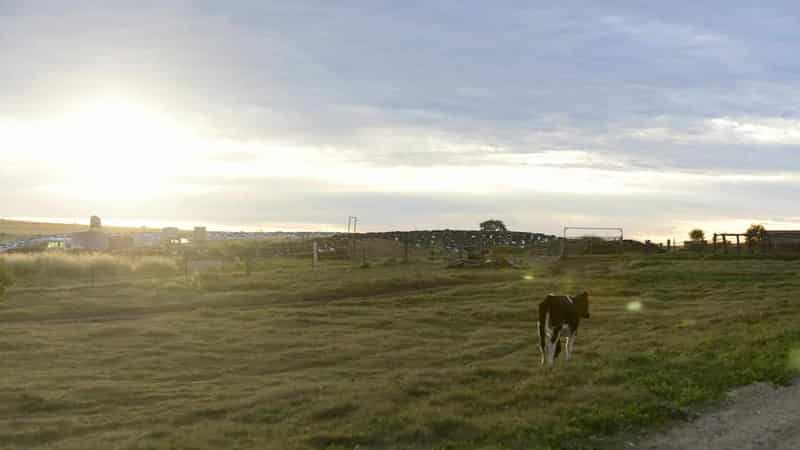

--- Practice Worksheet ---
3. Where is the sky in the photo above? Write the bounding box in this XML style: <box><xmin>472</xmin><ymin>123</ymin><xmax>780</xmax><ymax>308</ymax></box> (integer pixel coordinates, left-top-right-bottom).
<box><xmin>2</xmin><ymin>1</ymin><xmax>800</xmax><ymax>240</ymax></box>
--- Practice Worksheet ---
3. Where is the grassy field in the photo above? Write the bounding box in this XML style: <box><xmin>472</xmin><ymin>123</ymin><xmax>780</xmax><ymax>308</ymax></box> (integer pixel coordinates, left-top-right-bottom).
<box><xmin>2</xmin><ymin>255</ymin><xmax>800</xmax><ymax>449</ymax></box>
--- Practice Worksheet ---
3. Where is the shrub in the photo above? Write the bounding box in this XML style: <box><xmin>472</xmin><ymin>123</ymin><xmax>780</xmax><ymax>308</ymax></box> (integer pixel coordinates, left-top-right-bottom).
<box><xmin>1</xmin><ymin>252</ymin><xmax>134</xmax><ymax>280</ymax></box>
<box><xmin>2</xmin><ymin>254</ymin><xmax>39</xmax><ymax>278</ymax></box>
<box><xmin>0</xmin><ymin>253</ymin><xmax>181</xmax><ymax>282</ymax></box>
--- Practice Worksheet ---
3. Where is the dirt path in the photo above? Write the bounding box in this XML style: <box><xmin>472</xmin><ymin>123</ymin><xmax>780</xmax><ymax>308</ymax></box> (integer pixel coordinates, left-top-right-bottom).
<box><xmin>635</xmin><ymin>380</ymin><xmax>800</xmax><ymax>450</ymax></box>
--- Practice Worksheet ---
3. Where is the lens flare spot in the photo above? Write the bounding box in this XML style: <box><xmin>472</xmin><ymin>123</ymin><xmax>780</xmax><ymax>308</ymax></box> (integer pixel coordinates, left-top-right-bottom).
<box><xmin>788</xmin><ymin>349</ymin><xmax>800</xmax><ymax>371</ymax></box>
<box><xmin>626</xmin><ymin>300</ymin><xmax>643</xmax><ymax>312</ymax></box>
<box><xmin>523</xmin><ymin>275</ymin><xmax>534</xmax><ymax>281</ymax></box>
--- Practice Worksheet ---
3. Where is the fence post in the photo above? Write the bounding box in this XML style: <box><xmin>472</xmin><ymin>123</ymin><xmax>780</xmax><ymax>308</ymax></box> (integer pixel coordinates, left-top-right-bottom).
<box><xmin>312</xmin><ymin>242</ymin><xmax>318</xmax><ymax>270</ymax></box>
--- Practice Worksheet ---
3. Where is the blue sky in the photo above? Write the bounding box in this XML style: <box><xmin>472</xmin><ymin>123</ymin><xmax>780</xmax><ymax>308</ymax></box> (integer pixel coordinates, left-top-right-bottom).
<box><xmin>2</xmin><ymin>1</ymin><xmax>800</xmax><ymax>239</ymax></box>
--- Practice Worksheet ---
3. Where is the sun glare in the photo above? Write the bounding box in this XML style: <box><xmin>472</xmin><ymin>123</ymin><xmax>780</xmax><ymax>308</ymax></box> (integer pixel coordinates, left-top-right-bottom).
<box><xmin>4</xmin><ymin>96</ymin><xmax>206</xmax><ymax>200</ymax></box>
<box><xmin>61</xmin><ymin>97</ymin><xmax>190</xmax><ymax>161</ymax></box>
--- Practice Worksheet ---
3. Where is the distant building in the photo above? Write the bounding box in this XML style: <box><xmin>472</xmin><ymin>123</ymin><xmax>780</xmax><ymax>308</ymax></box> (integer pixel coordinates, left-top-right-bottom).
<box><xmin>71</xmin><ymin>230</ymin><xmax>109</xmax><ymax>251</ymax></box>
<box><xmin>133</xmin><ymin>233</ymin><xmax>161</xmax><ymax>248</ymax></box>
<box><xmin>764</xmin><ymin>231</ymin><xmax>800</xmax><ymax>250</ymax></box>
<box><xmin>46</xmin><ymin>238</ymin><xmax>69</xmax><ymax>250</ymax></box>
<box><xmin>108</xmin><ymin>235</ymin><xmax>134</xmax><ymax>251</ymax></box>
<box><xmin>161</xmin><ymin>227</ymin><xmax>180</xmax><ymax>245</ymax></box>
<box><xmin>70</xmin><ymin>216</ymin><xmax>109</xmax><ymax>251</ymax></box>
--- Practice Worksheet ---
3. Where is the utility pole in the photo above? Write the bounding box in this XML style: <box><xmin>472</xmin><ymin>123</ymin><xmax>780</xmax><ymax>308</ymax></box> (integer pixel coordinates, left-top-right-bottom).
<box><xmin>346</xmin><ymin>216</ymin><xmax>358</xmax><ymax>233</ymax></box>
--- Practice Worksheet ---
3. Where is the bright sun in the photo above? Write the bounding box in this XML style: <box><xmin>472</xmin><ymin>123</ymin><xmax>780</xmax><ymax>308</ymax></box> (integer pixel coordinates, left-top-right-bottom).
<box><xmin>5</xmin><ymin>96</ymin><xmax>201</xmax><ymax>200</ymax></box>
<box><xmin>62</xmin><ymin>97</ymin><xmax>189</xmax><ymax>162</ymax></box>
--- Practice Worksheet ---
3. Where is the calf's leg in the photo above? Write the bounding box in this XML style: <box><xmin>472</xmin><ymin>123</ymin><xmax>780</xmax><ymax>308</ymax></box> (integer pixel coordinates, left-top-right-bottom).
<box><xmin>546</xmin><ymin>329</ymin><xmax>561</xmax><ymax>365</ymax></box>
<box><xmin>566</xmin><ymin>332</ymin><xmax>576</xmax><ymax>360</ymax></box>
<box><xmin>537</xmin><ymin>322</ymin><xmax>546</xmax><ymax>365</ymax></box>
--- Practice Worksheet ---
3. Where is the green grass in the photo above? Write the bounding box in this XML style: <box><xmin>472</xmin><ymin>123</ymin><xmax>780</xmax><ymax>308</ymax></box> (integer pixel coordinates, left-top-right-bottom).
<box><xmin>1</xmin><ymin>255</ymin><xmax>800</xmax><ymax>449</ymax></box>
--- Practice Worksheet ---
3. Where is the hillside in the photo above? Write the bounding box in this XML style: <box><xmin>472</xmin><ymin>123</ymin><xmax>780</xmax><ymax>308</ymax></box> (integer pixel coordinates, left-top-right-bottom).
<box><xmin>0</xmin><ymin>219</ymin><xmax>162</xmax><ymax>242</ymax></box>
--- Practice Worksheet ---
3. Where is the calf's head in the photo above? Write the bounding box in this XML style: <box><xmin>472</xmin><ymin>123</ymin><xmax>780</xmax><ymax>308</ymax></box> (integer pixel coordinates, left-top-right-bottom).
<box><xmin>574</xmin><ymin>291</ymin><xmax>590</xmax><ymax>318</ymax></box>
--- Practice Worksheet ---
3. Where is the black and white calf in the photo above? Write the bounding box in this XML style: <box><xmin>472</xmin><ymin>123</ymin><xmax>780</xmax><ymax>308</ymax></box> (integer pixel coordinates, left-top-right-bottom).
<box><xmin>538</xmin><ymin>292</ymin><xmax>590</xmax><ymax>365</ymax></box>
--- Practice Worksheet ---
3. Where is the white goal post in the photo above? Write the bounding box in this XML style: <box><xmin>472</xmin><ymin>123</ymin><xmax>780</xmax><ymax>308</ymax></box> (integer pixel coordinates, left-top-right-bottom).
<box><xmin>561</xmin><ymin>226</ymin><xmax>624</xmax><ymax>258</ymax></box>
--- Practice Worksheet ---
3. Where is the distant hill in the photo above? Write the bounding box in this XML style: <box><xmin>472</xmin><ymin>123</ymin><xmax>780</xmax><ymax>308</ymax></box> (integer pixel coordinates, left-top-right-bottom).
<box><xmin>0</xmin><ymin>219</ymin><xmax>161</xmax><ymax>242</ymax></box>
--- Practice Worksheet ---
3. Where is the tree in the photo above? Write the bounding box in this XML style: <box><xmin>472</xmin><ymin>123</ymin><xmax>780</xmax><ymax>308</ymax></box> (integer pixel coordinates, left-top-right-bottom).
<box><xmin>689</xmin><ymin>229</ymin><xmax>705</xmax><ymax>242</ymax></box>
<box><xmin>480</xmin><ymin>219</ymin><xmax>507</xmax><ymax>232</ymax></box>
<box><xmin>746</xmin><ymin>223</ymin><xmax>766</xmax><ymax>244</ymax></box>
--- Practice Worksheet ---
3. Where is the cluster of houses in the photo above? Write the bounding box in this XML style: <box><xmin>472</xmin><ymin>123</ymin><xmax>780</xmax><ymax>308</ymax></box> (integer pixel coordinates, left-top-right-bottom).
<box><xmin>0</xmin><ymin>217</ymin><xmax>200</xmax><ymax>253</ymax></box>
<box><xmin>0</xmin><ymin>235</ymin><xmax>72</xmax><ymax>253</ymax></box>
<box><xmin>0</xmin><ymin>216</ymin><xmax>335</xmax><ymax>253</ymax></box>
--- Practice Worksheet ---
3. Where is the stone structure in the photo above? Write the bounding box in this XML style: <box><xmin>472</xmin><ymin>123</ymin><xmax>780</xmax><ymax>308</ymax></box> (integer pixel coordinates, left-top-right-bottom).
<box><xmin>336</xmin><ymin>230</ymin><xmax>556</xmax><ymax>253</ymax></box>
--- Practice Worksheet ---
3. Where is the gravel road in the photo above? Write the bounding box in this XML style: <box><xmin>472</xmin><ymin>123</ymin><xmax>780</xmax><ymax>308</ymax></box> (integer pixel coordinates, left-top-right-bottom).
<box><xmin>635</xmin><ymin>380</ymin><xmax>800</xmax><ymax>450</ymax></box>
